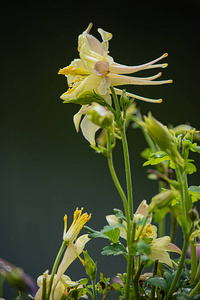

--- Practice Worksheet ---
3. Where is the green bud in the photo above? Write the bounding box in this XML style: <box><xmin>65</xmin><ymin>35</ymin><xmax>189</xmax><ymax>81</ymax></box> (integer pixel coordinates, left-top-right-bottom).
<box><xmin>188</xmin><ymin>208</ymin><xmax>199</xmax><ymax>222</ymax></box>
<box><xmin>83</xmin><ymin>250</ymin><xmax>97</xmax><ymax>281</ymax></box>
<box><xmin>120</xmin><ymin>90</ymin><xmax>129</xmax><ymax>110</ymax></box>
<box><xmin>86</xmin><ymin>103</ymin><xmax>114</xmax><ymax>128</ymax></box>
<box><xmin>148</xmin><ymin>190</ymin><xmax>179</xmax><ymax>214</ymax></box>
<box><xmin>142</xmin><ymin>113</ymin><xmax>184</xmax><ymax>166</ymax></box>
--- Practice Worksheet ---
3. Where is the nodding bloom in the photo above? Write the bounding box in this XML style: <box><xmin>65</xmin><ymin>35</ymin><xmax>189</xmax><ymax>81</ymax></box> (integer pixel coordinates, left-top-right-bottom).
<box><xmin>35</xmin><ymin>272</ymin><xmax>86</xmax><ymax>300</ymax></box>
<box><xmin>58</xmin><ymin>23</ymin><xmax>172</xmax><ymax>145</ymax></box>
<box><xmin>106</xmin><ymin>200</ymin><xmax>181</xmax><ymax>268</ymax></box>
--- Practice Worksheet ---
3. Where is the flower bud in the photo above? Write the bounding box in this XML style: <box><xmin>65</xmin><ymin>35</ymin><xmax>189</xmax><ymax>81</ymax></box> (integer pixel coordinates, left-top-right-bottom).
<box><xmin>142</xmin><ymin>113</ymin><xmax>184</xmax><ymax>166</ymax></box>
<box><xmin>86</xmin><ymin>103</ymin><xmax>114</xmax><ymax>128</ymax></box>
<box><xmin>83</xmin><ymin>250</ymin><xmax>97</xmax><ymax>281</ymax></box>
<box><xmin>120</xmin><ymin>90</ymin><xmax>130</xmax><ymax>110</ymax></box>
<box><xmin>148</xmin><ymin>190</ymin><xmax>179</xmax><ymax>214</ymax></box>
<box><xmin>188</xmin><ymin>208</ymin><xmax>199</xmax><ymax>222</ymax></box>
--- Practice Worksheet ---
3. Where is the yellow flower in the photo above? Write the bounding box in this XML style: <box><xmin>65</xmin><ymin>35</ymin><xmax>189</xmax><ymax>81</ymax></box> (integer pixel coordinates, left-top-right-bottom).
<box><xmin>106</xmin><ymin>200</ymin><xmax>181</xmax><ymax>268</ymax></box>
<box><xmin>35</xmin><ymin>271</ymin><xmax>85</xmax><ymax>300</ymax></box>
<box><xmin>63</xmin><ymin>207</ymin><xmax>91</xmax><ymax>244</ymax></box>
<box><xmin>35</xmin><ymin>209</ymin><xmax>91</xmax><ymax>300</ymax></box>
<box><xmin>58</xmin><ymin>23</ymin><xmax>171</xmax><ymax>145</ymax></box>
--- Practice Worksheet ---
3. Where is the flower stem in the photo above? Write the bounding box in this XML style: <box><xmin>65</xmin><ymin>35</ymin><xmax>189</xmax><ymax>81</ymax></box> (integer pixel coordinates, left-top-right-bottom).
<box><xmin>46</xmin><ymin>240</ymin><xmax>67</xmax><ymax>300</ymax></box>
<box><xmin>106</xmin><ymin>131</ymin><xmax>129</xmax><ymax>234</ymax></box>
<box><xmin>164</xmin><ymin>232</ymin><xmax>190</xmax><ymax>300</ymax></box>
<box><xmin>91</xmin><ymin>278</ymin><xmax>97</xmax><ymax>300</ymax></box>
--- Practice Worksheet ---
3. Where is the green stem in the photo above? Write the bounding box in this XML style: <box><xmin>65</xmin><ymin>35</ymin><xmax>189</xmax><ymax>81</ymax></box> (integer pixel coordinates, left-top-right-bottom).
<box><xmin>133</xmin><ymin>260</ymin><xmax>146</xmax><ymax>300</ymax></box>
<box><xmin>120</xmin><ymin>126</ymin><xmax>134</xmax><ymax>221</ymax></box>
<box><xmin>164</xmin><ymin>233</ymin><xmax>189</xmax><ymax>300</ymax></box>
<box><xmin>106</xmin><ymin>131</ymin><xmax>129</xmax><ymax>236</ymax></box>
<box><xmin>190</xmin><ymin>232</ymin><xmax>197</xmax><ymax>284</ymax></box>
<box><xmin>42</xmin><ymin>276</ymin><xmax>47</xmax><ymax>300</ymax></box>
<box><xmin>150</xmin><ymin>260</ymin><xmax>158</xmax><ymax>300</ymax></box>
<box><xmin>175</xmin><ymin>165</ymin><xmax>196</xmax><ymax>282</ymax></box>
<box><xmin>46</xmin><ymin>240</ymin><xmax>67</xmax><ymax>300</ymax></box>
<box><xmin>188</xmin><ymin>278</ymin><xmax>200</xmax><ymax>297</ymax></box>
<box><xmin>91</xmin><ymin>278</ymin><xmax>97</xmax><ymax>300</ymax></box>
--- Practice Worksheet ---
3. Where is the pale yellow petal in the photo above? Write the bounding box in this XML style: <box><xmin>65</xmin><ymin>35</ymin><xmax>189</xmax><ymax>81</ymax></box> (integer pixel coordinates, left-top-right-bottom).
<box><xmin>80</xmin><ymin>115</ymin><xmax>100</xmax><ymax>145</ymax></box>
<box><xmin>135</xmin><ymin>200</ymin><xmax>148</xmax><ymax>216</ymax></box>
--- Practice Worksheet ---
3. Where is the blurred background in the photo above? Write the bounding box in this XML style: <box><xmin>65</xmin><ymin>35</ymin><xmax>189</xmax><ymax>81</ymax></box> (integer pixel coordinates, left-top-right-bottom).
<box><xmin>1</xmin><ymin>0</ymin><xmax>200</xmax><ymax>298</ymax></box>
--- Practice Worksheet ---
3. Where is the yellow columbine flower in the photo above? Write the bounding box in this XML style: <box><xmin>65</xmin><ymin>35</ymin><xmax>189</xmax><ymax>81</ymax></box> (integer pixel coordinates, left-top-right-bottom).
<box><xmin>58</xmin><ymin>23</ymin><xmax>172</xmax><ymax>145</ymax></box>
<box><xmin>106</xmin><ymin>200</ymin><xmax>181</xmax><ymax>268</ymax></box>
<box><xmin>35</xmin><ymin>272</ymin><xmax>85</xmax><ymax>300</ymax></box>
<box><xmin>63</xmin><ymin>207</ymin><xmax>91</xmax><ymax>243</ymax></box>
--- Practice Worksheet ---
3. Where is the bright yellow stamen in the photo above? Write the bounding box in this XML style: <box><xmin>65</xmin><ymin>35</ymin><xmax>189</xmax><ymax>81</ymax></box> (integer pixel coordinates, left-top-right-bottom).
<box><xmin>63</xmin><ymin>208</ymin><xmax>91</xmax><ymax>243</ymax></box>
<box><xmin>63</xmin><ymin>214</ymin><xmax>67</xmax><ymax>236</ymax></box>
<box><xmin>58</xmin><ymin>66</ymin><xmax>90</xmax><ymax>76</ymax></box>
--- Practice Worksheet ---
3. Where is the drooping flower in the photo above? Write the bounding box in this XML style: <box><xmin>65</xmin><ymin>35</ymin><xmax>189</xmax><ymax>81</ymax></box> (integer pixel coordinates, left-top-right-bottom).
<box><xmin>35</xmin><ymin>271</ymin><xmax>86</xmax><ymax>300</ymax></box>
<box><xmin>106</xmin><ymin>200</ymin><xmax>181</xmax><ymax>268</ymax></box>
<box><xmin>58</xmin><ymin>23</ymin><xmax>172</xmax><ymax>144</ymax></box>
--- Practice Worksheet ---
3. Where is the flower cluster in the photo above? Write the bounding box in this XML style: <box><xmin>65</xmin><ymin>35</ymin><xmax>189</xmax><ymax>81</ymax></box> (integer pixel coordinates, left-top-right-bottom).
<box><xmin>106</xmin><ymin>200</ymin><xmax>181</xmax><ymax>268</ymax></box>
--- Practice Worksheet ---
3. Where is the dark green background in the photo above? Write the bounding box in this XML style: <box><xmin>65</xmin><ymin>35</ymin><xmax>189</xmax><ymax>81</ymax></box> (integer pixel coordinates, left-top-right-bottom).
<box><xmin>1</xmin><ymin>1</ymin><xmax>200</xmax><ymax>297</ymax></box>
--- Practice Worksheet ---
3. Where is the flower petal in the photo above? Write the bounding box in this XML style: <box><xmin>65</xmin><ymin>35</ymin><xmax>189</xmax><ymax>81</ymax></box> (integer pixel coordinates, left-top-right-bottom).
<box><xmin>80</xmin><ymin>115</ymin><xmax>100</xmax><ymax>145</ymax></box>
<box><xmin>109</xmin><ymin>53</ymin><xmax>168</xmax><ymax>74</ymax></box>
<box><xmin>165</xmin><ymin>243</ymin><xmax>182</xmax><ymax>254</ymax></box>
<box><xmin>110</xmin><ymin>74</ymin><xmax>172</xmax><ymax>86</ymax></box>
<box><xmin>135</xmin><ymin>200</ymin><xmax>149</xmax><ymax>216</ymax></box>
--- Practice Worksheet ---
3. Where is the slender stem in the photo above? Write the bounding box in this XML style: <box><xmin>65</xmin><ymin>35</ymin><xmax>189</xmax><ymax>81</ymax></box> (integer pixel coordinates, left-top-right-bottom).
<box><xmin>120</xmin><ymin>126</ymin><xmax>134</xmax><ymax>221</ymax></box>
<box><xmin>188</xmin><ymin>277</ymin><xmax>200</xmax><ymax>297</ymax></box>
<box><xmin>195</xmin><ymin>259</ymin><xmax>200</xmax><ymax>282</ymax></box>
<box><xmin>190</xmin><ymin>232</ymin><xmax>197</xmax><ymax>284</ymax></box>
<box><xmin>133</xmin><ymin>260</ymin><xmax>146</xmax><ymax>300</ymax></box>
<box><xmin>150</xmin><ymin>260</ymin><xmax>158</xmax><ymax>300</ymax></box>
<box><xmin>164</xmin><ymin>233</ymin><xmax>189</xmax><ymax>300</ymax></box>
<box><xmin>106</xmin><ymin>131</ymin><xmax>129</xmax><ymax>235</ymax></box>
<box><xmin>46</xmin><ymin>240</ymin><xmax>67</xmax><ymax>300</ymax></box>
<box><xmin>125</xmin><ymin>254</ymin><xmax>134</xmax><ymax>300</ymax></box>
<box><xmin>42</xmin><ymin>276</ymin><xmax>47</xmax><ymax>300</ymax></box>
<box><xmin>91</xmin><ymin>278</ymin><xmax>97</xmax><ymax>300</ymax></box>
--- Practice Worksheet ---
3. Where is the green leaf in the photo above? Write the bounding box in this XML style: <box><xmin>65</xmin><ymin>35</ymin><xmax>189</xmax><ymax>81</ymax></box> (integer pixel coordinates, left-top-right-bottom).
<box><xmin>137</xmin><ymin>239</ymin><xmax>152</xmax><ymax>255</ymax></box>
<box><xmin>101</xmin><ymin>243</ymin><xmax>127</xmax><ymax>256</ymax></box>
<box><xmin>88</xmin><ymin>231</ymin><xmax>110</xmax><ymax>240</ymax></box>
<box><xmin>186</xmin><ymin>162</ymin><xmax>197</xmax><ymax>174</ymax></box>
<box><xmin>78</xmin><ymin>278</ymin><xmax>89</xmax><ymax>286</ymax></box>
<box><xmin>189</xmin><ymin>185</ymin><xmax>200</xmax><ymax>203</ymax></box>
<box><xmin>193</xmin><ymin>145</ymin><xmax>200</xmax><ymax>154</ymax></box>
<box><xmin>143</xmin><ymin>151</ymin><xmax>171</xmax><ymax>166</ymax></box>
<box><xmin>189</xmin><ymin>186</ymin><xmax>200</xmax><ymax>194</ymax></box>
<box><xmin>101</xmin><ymin>226</ymin><xmax>120</xmax><ymax>243</ymax></box>
<box><xmin>141</xmin><ymin>147</ymin><xmax>151</xmax><ymax>159</ymax></box>
<box><xmin>147</xmin><ymin>277</ymin><xmax>168</xmax><ymax>291</ymax></box>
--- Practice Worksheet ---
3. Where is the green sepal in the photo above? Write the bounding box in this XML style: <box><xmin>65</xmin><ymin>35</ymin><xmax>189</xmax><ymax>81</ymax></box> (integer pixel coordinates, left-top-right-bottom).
<box><xmin>64</xmin><ymin>91</ymin><xmax>116</xmax><ymax>116</ymax></box>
